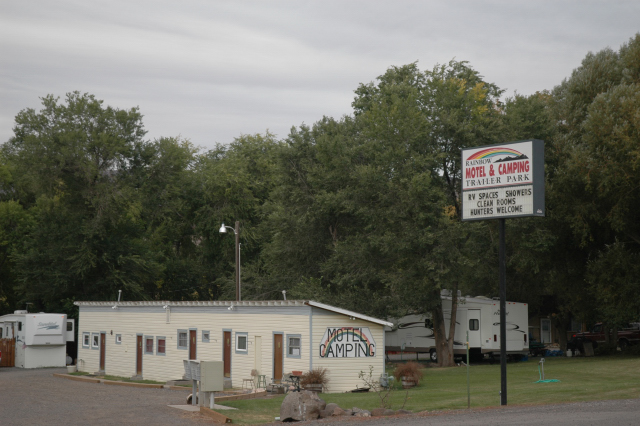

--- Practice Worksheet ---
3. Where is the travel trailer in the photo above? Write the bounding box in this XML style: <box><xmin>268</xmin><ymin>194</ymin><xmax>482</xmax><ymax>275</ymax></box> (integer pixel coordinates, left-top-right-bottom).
<box><xmin>385</xmin><ymin>292</ymin><xmax>528</xmax><ymax>362</ymax></box>
<box><xmin>0</xmin><ymin>311</ymin><xmax>75</xmax><ymax>368</ymax></box>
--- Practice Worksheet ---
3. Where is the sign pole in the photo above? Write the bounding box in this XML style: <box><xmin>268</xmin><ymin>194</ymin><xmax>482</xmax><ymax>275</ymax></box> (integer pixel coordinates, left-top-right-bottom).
<box><xmin>466</xmin><ymin>330</ymin><xmax>470</xmax><ymax>409</ymax></box>
<box><xmin>499</xmin><ymin>218</ymin><xmax>507</xmax><ymax>405</ymax></box>
<box><xmin>460</xmin><ymin>140</ymin><xmax>545</xmax><ymax>407</ymax></box>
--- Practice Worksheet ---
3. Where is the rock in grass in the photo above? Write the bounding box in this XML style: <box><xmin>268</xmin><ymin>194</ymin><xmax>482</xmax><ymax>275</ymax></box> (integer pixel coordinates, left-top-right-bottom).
<box><xmin>280</xmin><ymin>390</ymin><xmax>326</xmax><ymax>422</ymax></box>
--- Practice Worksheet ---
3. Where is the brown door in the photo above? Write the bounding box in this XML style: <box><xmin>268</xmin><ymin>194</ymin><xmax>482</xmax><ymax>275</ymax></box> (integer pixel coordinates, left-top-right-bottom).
<box><xmin>274</xmin><ymin>334</ymin><xmax>283</xmax><ymax>383</ymax></box>
<box><xmin>223</xmin><ymin>331</ymin><xmax>231</xmax><ymax>377</ymax></box>
<box><xmin>189</xmin><ymin>330</ymin><xmax>197</xmax><ymax>360</ymax></box>
<box><xmin>136</xmin><ymin>335</ymin><xmax>143</xmax><ymax>375</ymax></box>
<box><xmin>99</xmin><ymin>332</ymin><xmax>106</xmax><ymax>371</ymax></box>
<box><xmin>0</xmin><ymin>337</ymin><xmax>16</xmax><ymax>367</ymax></box>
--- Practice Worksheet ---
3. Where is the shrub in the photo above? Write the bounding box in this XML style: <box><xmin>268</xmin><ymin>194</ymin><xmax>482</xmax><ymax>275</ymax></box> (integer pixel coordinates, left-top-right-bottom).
<box><xmin>392</xmin><ymin>361</ymin><xmax>424</xmax><ymax>384</ymax></box>
<box><xmin>593</xmin><ymin>342</ymin><xmax>617</xmax><ymax>356</ymax></box>
<box><xmin>300</xmin><ymin>367</ymin><xmax>329</xmax><ymax>387</ymax></box>
<box><xmin>627</xmin><ymin>344</ymin><xmax>640</xmax><ymax>356</ymax></box>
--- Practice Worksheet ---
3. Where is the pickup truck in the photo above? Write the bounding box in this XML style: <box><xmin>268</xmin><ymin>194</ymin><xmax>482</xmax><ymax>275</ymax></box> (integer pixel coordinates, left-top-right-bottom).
<box><xmin>571</xmin><ymin>322</ymin><xmax>640</xmax><ymax>350</ymax></box>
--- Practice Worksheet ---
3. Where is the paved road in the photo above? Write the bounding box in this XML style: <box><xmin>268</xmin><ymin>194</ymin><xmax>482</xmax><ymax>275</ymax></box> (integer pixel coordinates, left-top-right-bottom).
<box><xmin>0</xmin><ymin>367</ymin><xmax>211</xmax><ymax>425</ymax></box>
<box><xmin>2</xmin><ymin>367</ymin><xmax>639</xmax><ymax>425</ymax></box>
<box><xmin>300</xmin><ymin>398</ymin><xmax>640</xmax><ymax>426</ymax></box>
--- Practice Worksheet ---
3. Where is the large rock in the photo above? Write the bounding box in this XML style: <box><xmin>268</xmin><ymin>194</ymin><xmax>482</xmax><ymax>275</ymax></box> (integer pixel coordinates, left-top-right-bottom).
<box><xmin>372</xmin><ymin>408</ymin><xmax>398</xmax><ymax>416</ymax></box>
<box><xmin>280</xmin><ymin>390</ymin><xmax>326</xmax><ymax>422</ymax></box>
<box><xmin>319</xmin><ymin>403</ymin><xmax>340</xmax><ymax>419</ymax></box>
<box><xmin>330</xmin><ymin>407</ymin><xmax>349</xmax><ymax>417</ymax></box>
<box><xmin>352</xmin><ymin>407</ymin><xmax>371</xmax><ymax>417</ymax></box>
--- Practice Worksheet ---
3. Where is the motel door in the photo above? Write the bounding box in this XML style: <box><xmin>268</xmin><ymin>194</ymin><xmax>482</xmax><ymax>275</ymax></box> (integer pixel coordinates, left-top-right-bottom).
<box><xmin>273</xmin><ymin>334</ymin><xmax>283</xmax><ymax>383</ymax></box>
<box><xmin>224</xmin><ymin>331</ymin><xmax>231</xmax><ymax>377</ymax></box>
<box><xmin>136</xmin><ymin>335</ymin><xmax>143</xmax><ymax>376</ymax></box>
<box><xmin>99</xmin><ymin>332</ymin><xmax>106</xmax><ymax>372</ymax></box>
<box><xmin>189</xmin><ymin>330</ymin><xmax>197</xmax><ymax>360</ymax></box>
<box><xmin>541</xmin><ymin>319</ymin><xmax>552</xmax><ymax>344</ymax></box>
<box><xmin>468</xmin><ymin>309</ymin><xmax>481</xmax><ymax>348</ymax></box>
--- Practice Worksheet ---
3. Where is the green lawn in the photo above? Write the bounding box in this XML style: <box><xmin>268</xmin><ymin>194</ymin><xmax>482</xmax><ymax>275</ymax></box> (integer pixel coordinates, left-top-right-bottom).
<box><xmin>222</xmin><ymin>355</ymin><xmax>640</xmax><ymax>425</ymax></box>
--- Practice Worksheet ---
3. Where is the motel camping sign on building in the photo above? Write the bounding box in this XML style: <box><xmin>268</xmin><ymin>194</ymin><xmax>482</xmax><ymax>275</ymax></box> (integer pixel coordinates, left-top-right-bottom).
<box><xmin>319</xmin><ymin>327</ymin><xmax>376</xmax><ymax>358</ymax></box>
<box><xmin>461</xmin><ymin>140</ymin><xmax>544</xmax><ymax>221</ymax></box>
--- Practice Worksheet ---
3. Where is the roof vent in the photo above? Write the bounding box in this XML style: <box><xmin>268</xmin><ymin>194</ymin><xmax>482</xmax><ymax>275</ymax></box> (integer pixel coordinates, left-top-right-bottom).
<box><xmin>14</xmin><ymin>310</ymin><xmax>28</xmax><ymax>314</ymax></box>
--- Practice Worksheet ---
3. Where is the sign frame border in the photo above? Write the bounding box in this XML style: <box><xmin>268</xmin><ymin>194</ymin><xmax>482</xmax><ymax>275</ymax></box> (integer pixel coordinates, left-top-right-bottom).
<box><xmin>460</xmin><ymin>139</ymin><xmax>545</xmax><ymax>221</ymax></box>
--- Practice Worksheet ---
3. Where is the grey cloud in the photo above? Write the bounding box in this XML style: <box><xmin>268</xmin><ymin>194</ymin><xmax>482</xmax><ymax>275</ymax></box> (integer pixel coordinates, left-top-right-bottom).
<box><xmin>2</xmin><ymin>0</ymin><xmax>639</xmax><ymax>148</ymax></box>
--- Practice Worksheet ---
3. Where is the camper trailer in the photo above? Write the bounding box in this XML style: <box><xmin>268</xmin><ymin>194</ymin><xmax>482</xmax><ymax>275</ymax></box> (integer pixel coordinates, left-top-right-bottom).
<box><xmin>0</xmin><ymin>311</ymin><xmax>75</xmax><ymax>368</ymax></box>
<box><xmin>385</xmin><ymin>293</ymin><xmax>528</xmax><ymax>362</ymax></box>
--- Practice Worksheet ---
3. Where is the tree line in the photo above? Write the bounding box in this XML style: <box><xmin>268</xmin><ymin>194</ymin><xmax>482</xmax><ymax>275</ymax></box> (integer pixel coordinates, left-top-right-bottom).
<box><xmin>1</xmin><ymin>34</ymin><xmax>639</xmax><ymax>365</ymax></box>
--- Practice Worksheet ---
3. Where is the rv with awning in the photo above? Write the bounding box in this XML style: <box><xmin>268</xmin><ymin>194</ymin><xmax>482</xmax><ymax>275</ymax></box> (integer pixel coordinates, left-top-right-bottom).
<box><xmin>385</xmin><ymin>293</ymin><xmax>528</xmax><ymax>362</ymax></box>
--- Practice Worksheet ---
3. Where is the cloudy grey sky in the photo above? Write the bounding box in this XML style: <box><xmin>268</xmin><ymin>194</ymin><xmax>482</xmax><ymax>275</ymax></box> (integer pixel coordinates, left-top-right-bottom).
<box><xmin>2</xmin><ymin>1</ymin><xmax>639</xmax><ymax>150</ymax></box>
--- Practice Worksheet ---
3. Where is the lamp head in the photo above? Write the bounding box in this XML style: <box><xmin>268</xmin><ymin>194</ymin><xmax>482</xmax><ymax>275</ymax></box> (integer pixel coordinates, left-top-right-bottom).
<box><xmin>219</xmin><ymin>223</ymin><xmax>227</xmax><ymax>234</ymax></box>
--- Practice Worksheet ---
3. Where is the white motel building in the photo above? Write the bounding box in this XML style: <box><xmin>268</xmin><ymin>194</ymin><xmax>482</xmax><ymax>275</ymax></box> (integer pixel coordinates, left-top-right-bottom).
<box><xmin>75</xmin><ymin>299</ymin><xmax>391</xmax><ymax>392</ymax></box>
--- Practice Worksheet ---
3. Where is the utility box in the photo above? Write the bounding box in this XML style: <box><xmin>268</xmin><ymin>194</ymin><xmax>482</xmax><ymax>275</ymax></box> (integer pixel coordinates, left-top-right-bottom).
<box><xmin>200</xmin><ymin>361</ymin><xmax>224</xmax><ymax>392</ymax></box>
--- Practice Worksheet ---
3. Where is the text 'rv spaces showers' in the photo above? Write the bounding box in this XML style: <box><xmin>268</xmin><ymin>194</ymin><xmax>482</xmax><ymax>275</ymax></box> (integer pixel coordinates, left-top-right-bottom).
<box><xmin>462</xmin><ymin>142</ymin><xmax>535</xmax><ymax>219</ymax></box>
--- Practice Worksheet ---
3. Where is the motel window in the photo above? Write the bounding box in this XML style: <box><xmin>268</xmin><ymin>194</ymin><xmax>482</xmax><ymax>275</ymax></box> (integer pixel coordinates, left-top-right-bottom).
<box><xmin>202</xmin><ymin>330</ymin><xmax>210</xmax><ymax>343</ymax></box>
<box><xmin>83</xmin><ymin>332</ymin><xmax>90</xmax><ymax>348</ymax></box>
<box><xmin>469</xmin><ymin>319</ymin><xmax>479</xmax><ymax>331</ymax></box>
<box><xmin>157</xmin><ymin>337</ymin><xmax>166</xmax><ymax>355</ymax></box>
<box><xmin>92</xmin><ymin>333</ymin><xmax>99</xmax><ymax>350</ymax></box>
<box><xmin>145</xmin><ymin>336</ymin><xmax>154</xmax><ymax>355</ymax></box>
<box><xmin>18</xmin><ymin>322</ymin><xmax>22</xmax><ymax>331</ymax></box>
<box><xmin>115</xmin><ymin>334</ymin><xmax>122</xmax><ymax>344</ymax></box>
<box><xmin>0</xmin><ymin>328</ymin><xmax>3</xmax><ymax>338</ymax></box>
<box><xmin>235</xmin><ymin>332</ymin><xmax>248</xmax><ymax>354</ymax></box>
<box><xmin>287</xmin><ymin>334</ymin><xmax>302</xmax><ymax>358</ymax></box>
<box><xmin>177</xmin><ymin>330</ymin><xmax>188</xmax><ymax>350</ymax></box>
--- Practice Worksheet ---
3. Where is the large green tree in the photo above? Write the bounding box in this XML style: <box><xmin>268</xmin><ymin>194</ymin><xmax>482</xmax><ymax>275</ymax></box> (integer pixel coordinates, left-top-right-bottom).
<box><xmin>263</xmin><ymin>61</ymin><xmax>505</xmax><ymax>366</ymax></box>
<box><xmin>3</xmin><ymin>92</ymin><xmax>160</xmax><ymax>312</ymax></box>
<box><xmin>549</xmin><ymin>33</ymin><xmax>640</xmax><ymax>331</ymax></box>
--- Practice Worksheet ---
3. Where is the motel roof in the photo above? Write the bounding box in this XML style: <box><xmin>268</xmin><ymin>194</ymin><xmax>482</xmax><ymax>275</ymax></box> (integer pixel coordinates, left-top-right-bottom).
<box><xmin>74</xmin><ymin>299</ymin><xmax>393</xmax><ymax>328</ymax></box>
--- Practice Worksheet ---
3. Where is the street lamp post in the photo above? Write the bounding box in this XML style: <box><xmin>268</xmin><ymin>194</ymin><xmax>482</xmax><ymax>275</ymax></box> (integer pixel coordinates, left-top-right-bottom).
<box><xmin>219</xmin><ymin>221</ymin><xmax>240</xmax><ymax>301</ymax></box>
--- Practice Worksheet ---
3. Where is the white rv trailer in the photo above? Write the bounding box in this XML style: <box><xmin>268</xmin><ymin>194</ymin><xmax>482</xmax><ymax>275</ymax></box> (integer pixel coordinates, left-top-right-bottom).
<box><xmin>385</xmin><ymin>294</ymin><xmax>528</xmax><ymax>361</ymax></box>
<box><xmin>0</xmin><ymin>310</ymin><xmax>75</xmax><ymax>368</ymax></box>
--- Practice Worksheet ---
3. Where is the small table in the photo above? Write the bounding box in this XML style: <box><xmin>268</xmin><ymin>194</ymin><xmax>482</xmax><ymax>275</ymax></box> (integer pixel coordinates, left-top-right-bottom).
<box><xmin>288</xmin><ymin>374</ymin><xmax>301</xmax><ymax>392</ymax></box>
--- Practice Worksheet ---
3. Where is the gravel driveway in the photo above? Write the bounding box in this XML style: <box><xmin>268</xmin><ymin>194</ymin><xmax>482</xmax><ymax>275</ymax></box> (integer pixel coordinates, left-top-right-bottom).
<box><xmin>0</xmin><ymin>367</ymin><xmax>212</xmax><ymax>425</ymax></box>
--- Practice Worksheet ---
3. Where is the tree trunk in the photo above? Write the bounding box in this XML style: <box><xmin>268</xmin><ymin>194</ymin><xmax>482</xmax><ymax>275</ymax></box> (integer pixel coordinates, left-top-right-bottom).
<box><xmin>604</xmin><ymin>322</ymin><xmax>611</xmax><ymax>345</ymax></box>
<box><xmin>552</xmin><ymin>315</ymin><xmax>571</xmax><ymax>351</ymax></box>
<box><xmin>433</xmin><ymin>284</ymin><xmax>459</xmax><ymax>367</ymax></box>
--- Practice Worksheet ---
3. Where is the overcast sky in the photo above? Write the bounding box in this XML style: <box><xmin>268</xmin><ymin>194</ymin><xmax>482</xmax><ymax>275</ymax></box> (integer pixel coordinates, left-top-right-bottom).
<box><xmin>2</xmin><ymin>1</ymin><xmax>639</xmax><ymax>150</ymax></box>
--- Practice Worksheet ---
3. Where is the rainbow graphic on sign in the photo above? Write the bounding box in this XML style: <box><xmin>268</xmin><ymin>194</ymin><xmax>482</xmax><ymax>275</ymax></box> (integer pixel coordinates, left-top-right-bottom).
<box><xmin>466</xmin><ymin>147</ymin><xmax>524</xmax><ymax>160</ymax></box>
<box><xmin>319</xmin><ymin>327</ymin><xmax>376</xmax><ymax>358</ymax></box>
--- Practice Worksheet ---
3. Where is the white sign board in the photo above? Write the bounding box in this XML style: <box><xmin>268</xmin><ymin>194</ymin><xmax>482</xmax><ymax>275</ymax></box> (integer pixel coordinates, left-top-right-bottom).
<box><xmin>319</xmin><ymin>327</ymin><xmax>376</xmax><ymax>358</ymax></box>
<box><xmin>461</xmin><ymin>140</ymin><xmax>544</xmax><ymax>221</ymax></box>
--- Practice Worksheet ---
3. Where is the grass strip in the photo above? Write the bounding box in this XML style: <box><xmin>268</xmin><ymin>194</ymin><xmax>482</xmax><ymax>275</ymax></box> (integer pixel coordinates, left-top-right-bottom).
<box><xmin>221</xmin><ymin>355</ymin><xmax>640</xmax><ymax>425</ymax></box>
